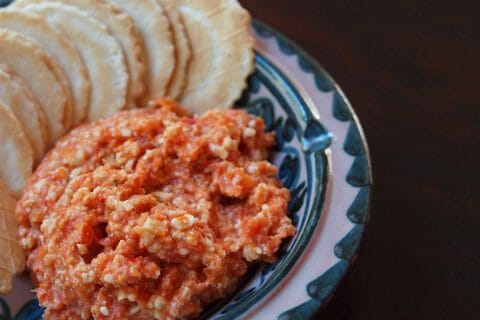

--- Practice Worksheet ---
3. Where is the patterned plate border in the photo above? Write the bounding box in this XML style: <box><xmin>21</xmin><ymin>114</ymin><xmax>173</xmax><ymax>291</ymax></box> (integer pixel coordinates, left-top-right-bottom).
<box><xmin>242</xmin><ymin>20</ymin><xmax>373</xmax><ymax>319</ymax></box>
<box><xmin>0</xmin><ymin>0</ymin><xmax>372</xmax><ymax>316</ymax></box>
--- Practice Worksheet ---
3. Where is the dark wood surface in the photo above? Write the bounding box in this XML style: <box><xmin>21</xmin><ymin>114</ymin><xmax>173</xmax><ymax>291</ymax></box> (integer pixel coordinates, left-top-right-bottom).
<box><xmin>241</xmin><ymin>1</ymin><xmax>480</xmax><ymax>319</ymax></box>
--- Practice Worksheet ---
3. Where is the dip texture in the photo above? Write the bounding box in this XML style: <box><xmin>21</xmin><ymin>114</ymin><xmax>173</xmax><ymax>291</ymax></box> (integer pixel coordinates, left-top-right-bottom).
<box><xmin>16</xmin><ymin>99</ymin><xmax>295</xmax><ymax>319</ymax></box>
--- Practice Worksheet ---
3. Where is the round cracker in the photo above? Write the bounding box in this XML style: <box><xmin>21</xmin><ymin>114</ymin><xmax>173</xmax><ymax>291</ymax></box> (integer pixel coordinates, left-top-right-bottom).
<box><xmin>0</xmin><ymin>9</ymin><xmax>87</xmax><ymax>125</ymax></box>
<box><xmin>19</xmin><ymin>2</ymin><xmax>129</xmax><ymax>122</ymax></box>
<box><xmin>0</xmin><ymin>65</ymin><xmax>47</xmax><ymax>162</ymax></box>
<box><xmin>0</xmin><ymin>272</ymin><xmax>13</xmax><ymax>295</ymax></box>
<box><xmin>0</xmin><ymin>177</ymin><xmax>25</xmax><ymax>295</ymax></box>
<box><xmin>14</xmin><ymin>0</ymin><xmax>144</xmax><ymax>108</ymax></box>
<box><xmin>0</xmin><ymin>178</ymin><xmax>25</xmax><ymax>272</ymax></box>
<box><xmin>176</xmin><ymin>0</ymin><xmax>255</xmax><ymax>113</ymax></box>
<box><xmin>157</xmin><ymin>0</ymin><xmax>192</xmax><ymax>99</ymax></box>
<box><xmin>0</xmin><ymin>100</ymin><xmax>34</xmax><ymax>197</ymax></box>
<box><xmin>0</xmin><ymin>28</ymin><xmax>68</xmax><ymax>144</ymax></box>
<box><xmin>108</xmin><ymin>0</ymin><xmax>175</xmax><ymax>100</ymax></box>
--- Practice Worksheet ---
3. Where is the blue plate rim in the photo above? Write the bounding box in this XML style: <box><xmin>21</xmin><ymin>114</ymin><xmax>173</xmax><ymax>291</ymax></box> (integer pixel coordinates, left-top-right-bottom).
<box><xmin>250</xmin><ymin>19</ymin><xmax>373</xmax><ymax>318</ymax></box>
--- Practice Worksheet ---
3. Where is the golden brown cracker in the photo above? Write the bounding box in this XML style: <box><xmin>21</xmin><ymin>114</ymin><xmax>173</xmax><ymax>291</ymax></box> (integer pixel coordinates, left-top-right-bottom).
<box><xmin>157</xmin><ymin>0</ymin><xmax>192</xmax><ymax>99</ymax></box>
<box><xmin>0</xmin><ymin>178</ymin><xmax>25</xmax><ymax>295</ymax></box>
<box><xmin>0</xmin><ymin>9</ymin><xmax>90</xmax><ymax>125</ymax></box>
<box><xmin>18</xmin><ymin>3</ymin><xmax>129</xmax><ymax>122</ymax></box>
<box><xmin>15</xmin><ymin>0</ymin><xmax>145</xmax><ymax>108</ymax></box>
<box><xmin>0</xmin><ymin>28</ymin><xmax>69</xmax><ymax>145</ymax></box>
<box><xmin>177</xmin><ymin>0</ymin><xmax>255</xmax><ymax>113</ymax></box>
<box><xmin>0</xmin><ymin>100</ymin><xmax>33</xmax><ymax>197</ymax></box>
<box><xmin>109</xmin><ymin>0</ymin><xmax>175</xmax><ymax>100</ymax></box>
<box><xmin>0</xmin><ymin>65</ymin><xmax>47</xmax><ymax>162</ymax></box>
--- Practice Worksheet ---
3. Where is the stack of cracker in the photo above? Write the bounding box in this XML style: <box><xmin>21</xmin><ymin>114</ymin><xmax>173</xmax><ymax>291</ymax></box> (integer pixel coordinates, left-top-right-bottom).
<box><xmin>0</xmin><ymin>0</ymin><xmax>255</xmax><ymax>295</ymax></box>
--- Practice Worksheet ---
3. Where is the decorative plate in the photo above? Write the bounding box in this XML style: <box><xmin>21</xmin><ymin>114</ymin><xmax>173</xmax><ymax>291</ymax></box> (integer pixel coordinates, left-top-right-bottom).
<box><xmin>0</xmin><ymin>10</ymin><xmax>372</xmax><ymax>320</ymax></box>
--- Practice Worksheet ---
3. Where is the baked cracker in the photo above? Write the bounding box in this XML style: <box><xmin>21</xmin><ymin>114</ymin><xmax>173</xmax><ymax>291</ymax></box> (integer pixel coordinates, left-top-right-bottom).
<box><xmin>109</xmin><ymin>0</ymin><xmax>175</xmax><ymax>101</ymax></box>
<box><xmin>0</xmin><ymin>100</ymin><xmax>34</xmax><ymax>197</ymax></box>
<box><xmin>0</xmin><ymin>9</ymin><xmax>87</xmax><ymax>126</ymax></box>
<box><xmin>0</xmin><ymin>65</ymin><xmax>47</xmax><ymax>162</ymax></box>
<box><xmin>15</xmin><ymin>0</ymin><xmax>145</xmax><ymax>108</ymax></box>
<box><xmin>0</xmin><ymin>28</ymin><xmax>69</xmax><ymax>145</ymax></box>
<box><xmin>157</xmin><ymin>0</ymin><xmax>192</xmax><ymax>99</ymax></box>
<box><xmin>19</xmin><ymin>2</ymin><xmax>129</xmax><ymax>122</ymax></box>
<box><xmin>0</xmin><ymin>178</ymin><xmax>25</xmax><ymax>295</ymax></box>
<box><xmin>177</xmin><ymin>0</ymin><xmax>255</xmax><ymax>113</ymax></box>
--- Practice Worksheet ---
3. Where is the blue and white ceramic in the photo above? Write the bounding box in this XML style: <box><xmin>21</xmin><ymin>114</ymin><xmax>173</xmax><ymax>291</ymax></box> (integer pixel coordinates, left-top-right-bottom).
<box><xmin>0</xmin><ymin>8</ymin><xmax>372</xmax><ymax>319</ymax></box>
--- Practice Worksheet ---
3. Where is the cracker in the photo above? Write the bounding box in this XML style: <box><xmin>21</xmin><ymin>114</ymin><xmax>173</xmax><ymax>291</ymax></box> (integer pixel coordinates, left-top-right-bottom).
<box><xmin>176</xmin><ymin>0</ymin><xmax>255</xmax><ymax>113</ymax></box>
<box><xmin>157</xmin><ymin>0</ymin><xmax>192</xmax><ymax>99</ymax></box>
<box><xmin>0</xmin><ymin>65</ymin><xmax>47</xmax><ymax>162</ymax></box>
<box><xmin>0</xmin><ymin>9</ymin><xmax>87</xmax><ymax>126</ymax></box>
<box><xmin>14</xmin><ymin>0</ymin><xmax>144</xmax><ymax>108</ymax></box>
<box><xmin>19</xmin><ymin>2</ymin><xmax>129</xmax><ymax>122</ymax></box>
<box><xmin>0</xmin><ymin>100</ymin><xmax>33</xmax><ymax>197</ymax></box>
<box><xmin>0</xmin><ymin>9</ymin><xmax>90</xmax><ymax>125</ymax></box>
<box><xmin>108</xmin><ymin>0</ymin><xmax>175</xmax><ymax>100</ymax></box>
<box><xmin>0</xmin><ymin>28</ymin><xmax>69</xmax><ymax>145</ymax></box>
<box><xmin>0</xmin><ymin>178</ymin><xmax>25</xmax><ymax>295</ymax></box>
<box><xmin>0</xmin><ymin>269</ymin><xmax>14</xmax><ymax>295</ymax></box>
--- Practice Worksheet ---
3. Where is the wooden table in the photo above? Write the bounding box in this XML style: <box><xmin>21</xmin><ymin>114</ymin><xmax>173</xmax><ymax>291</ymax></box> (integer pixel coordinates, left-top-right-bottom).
<box><xmin>241</xmin><ymin>1</ymin><xmax>480</xmax><ymax>319</ymax></box>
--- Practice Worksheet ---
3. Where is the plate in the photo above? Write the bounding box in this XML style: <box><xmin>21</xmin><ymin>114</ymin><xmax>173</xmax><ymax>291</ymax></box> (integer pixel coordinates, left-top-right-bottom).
<box><xmin>0</xmin><ymin>15</ymin><xmax>372</xmax><ymax>320</ymax></box>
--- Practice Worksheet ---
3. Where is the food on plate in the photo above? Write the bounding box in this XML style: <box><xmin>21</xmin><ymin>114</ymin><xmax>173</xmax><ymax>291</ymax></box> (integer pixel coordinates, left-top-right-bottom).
<box><xmin>15</xmin><ymin>2</ymin><xmax>129</xmax><ymax>122</ymax></box>
<box><xmin>109</xmin><ymin>0</ymin><xmax>175</xmax><ymax>100</ymax></box>
<box><xmin>16</xmin><ymin>99</ymin><xmax>295</xmax><ymax>319</ymax></box>
<box><xmin>0</xmin><ymin>0</ymin><xmax>264</xmax><ymax>312</ymax></box>
<box><xmin>0</xmin><ymin>65</ymin><xmax>47</xmax><ymax>162</ymax></box>
<box><xmin>15</xmin><ymin>0</ymin><xmax>146</xmax><ymax>108</ymax></box>
<box><xmin>0</xmin><ymin>9</ymin><xmax>89</xmax><ymax>125</ymax></box>
<box><xmin>176</xmin><ymin>0</ymin><xmax>255</xmax><ymax>113</ymax></box>
<box><xmin>0</xmin><ymin>100</ymin><xmax>33</xmax><ymax>197</ymax></box>
<box><xmin>0</xmin><ymin>178</ymin><xmax>26</xmax><ymax>295</ymax></box>
<box><xmin>157</xmin><ymin>0</ymin><xmax>192</xmax><ymax>99</ymax></box>
<box><xmin>5</xmin><ymin>0</ymin><xmax>254</xmax><ymax>116</ymax></box>
<box><xmin>0</xmin><ymin>28</ymin><xmax>69</xmax><ymax>145</ymax></box>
